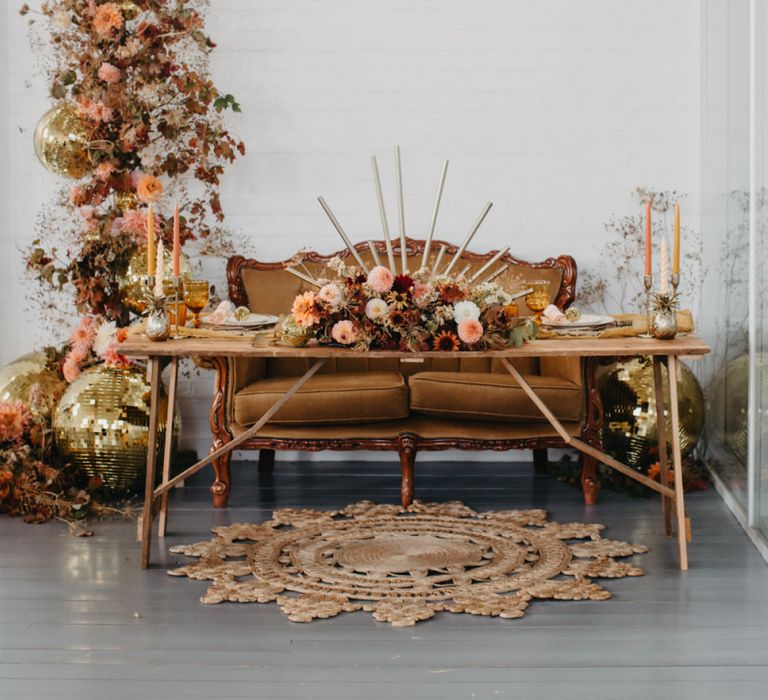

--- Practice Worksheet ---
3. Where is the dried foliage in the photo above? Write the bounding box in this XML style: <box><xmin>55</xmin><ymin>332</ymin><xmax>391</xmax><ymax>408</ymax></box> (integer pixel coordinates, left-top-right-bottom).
<box><xmin>21</xmin><ymin>0</ymin><xmax>245</xmax><ymax>324</ymax></box>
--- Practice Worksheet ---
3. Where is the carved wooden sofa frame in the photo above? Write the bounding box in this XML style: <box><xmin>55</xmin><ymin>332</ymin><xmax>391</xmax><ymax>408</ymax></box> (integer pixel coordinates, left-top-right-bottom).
<box><xmin>206</xmin><ymin>237</ymin><xmax>603</xmax><ymax>509</ymax></box>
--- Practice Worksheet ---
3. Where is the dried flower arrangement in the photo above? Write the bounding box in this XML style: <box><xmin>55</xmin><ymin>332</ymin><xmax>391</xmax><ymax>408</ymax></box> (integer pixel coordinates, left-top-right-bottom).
<box><xmin>7</xmin><ymin>0</ymin><xmax>244</xmax><ymax>529</ymax></box>
<box><xmin>20</xmin><ymin>0</ymin><xmax>245</xmax><ymax>325</ymax></box>
<box><xmin>283</xmin><ymin>257</ymin><xmax>537</xmax><ymax>352</ymax></box>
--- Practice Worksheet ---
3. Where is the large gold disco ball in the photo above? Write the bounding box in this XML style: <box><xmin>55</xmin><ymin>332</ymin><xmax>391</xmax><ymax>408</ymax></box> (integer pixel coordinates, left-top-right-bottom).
<box><xmin>0</xmin><ymin>351</ymin><xmax>66</xmax><ymax>420</ymax></box>
<box><xmin>597</xmin><ymin>357</ymin><xmax>705</xmax><ymax>472</ymax></box>
<box><xmin>118</xmin><ymin>245</ymin><xmax>192</xmax><ymax>314</ymax></box>
<box><xmin>33</xmin><ymin>103</ymin><xmax>92</xmax><ymax>179</ymax></box>
<box><xmin>53</xmin><ymin>364</ymin><xmax>178</xmax><ymax>492</ymax></box>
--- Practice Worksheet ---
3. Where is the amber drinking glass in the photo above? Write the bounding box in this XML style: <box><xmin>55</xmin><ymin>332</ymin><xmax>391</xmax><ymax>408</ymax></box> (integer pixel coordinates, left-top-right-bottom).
<box><xmin>524</xmin><ymin>280</ymin><xmax>551</xmax><ymax>324</ymax></box>
<box><xmin>183</xmin><ymin>280</ymin><xmax>209</xmax><ymax>328</ymax></box>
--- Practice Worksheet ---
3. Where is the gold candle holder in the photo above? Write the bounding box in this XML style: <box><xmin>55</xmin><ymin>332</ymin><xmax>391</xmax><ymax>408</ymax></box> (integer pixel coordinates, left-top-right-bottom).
<box><xmin>671</xmin><ymin>272</ymin><xmax>680</xmax><ymax>293</ymax></box>
<box><xmin>163</xmin><ymin>276</ymin><xmax>187</xmax><ymax>334</ymax></box>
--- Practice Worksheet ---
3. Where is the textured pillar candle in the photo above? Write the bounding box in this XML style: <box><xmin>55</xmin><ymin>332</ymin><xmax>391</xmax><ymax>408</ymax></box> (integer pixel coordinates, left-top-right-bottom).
<box><xmin>154</xmin><ymin>239</ymin><xmax>164</xmax><ymax>298</ymax></box>
<box><xmin>147</xmin><ymin>203</ymin><xmax>155</xmax><ymax>277</ymax></box>
<box><xmin>644</xmin><ymin>199</ymin><xmax>652</xmax><ymax>276</ymax></box>
<box><xmin>172</xmin><ymin>202</ymin><xmax>180</xmax><ymax>277</ymax></box>
<box><xmin>673</xmin><ymin>202</ymin><xmax>680</xmax><ymax>275</ymax></box>
<box><xmin>660</xmin><ymin>238</ymin><xmax>670</xmax><ymax>296</ymax></box>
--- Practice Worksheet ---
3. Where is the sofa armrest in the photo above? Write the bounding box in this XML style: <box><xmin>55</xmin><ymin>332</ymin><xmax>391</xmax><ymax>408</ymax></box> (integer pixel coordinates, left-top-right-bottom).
<box><xmin>539</xmin><ymin>357</ymin><xmax>583</xmax><ymax>388</ymax></box>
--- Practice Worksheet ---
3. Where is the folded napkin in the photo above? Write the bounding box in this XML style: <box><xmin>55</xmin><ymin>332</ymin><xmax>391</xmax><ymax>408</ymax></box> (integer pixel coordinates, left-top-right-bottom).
<box><xmin>206</xmin><ymin>300</ymin><xmax>235</xmax><ymax>325</ymax></box>
<box><xmin>542</xmin><ymin>304</ymin><xmax>567</xmax><ymax>324</ymax></box>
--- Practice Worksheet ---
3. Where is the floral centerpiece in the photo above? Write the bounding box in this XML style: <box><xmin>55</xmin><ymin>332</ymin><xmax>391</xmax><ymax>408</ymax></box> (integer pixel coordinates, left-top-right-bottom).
<box><xmin>284</xmin><ymin>258</ymin><xmax>537</xmax><ymax>352</ymax></box>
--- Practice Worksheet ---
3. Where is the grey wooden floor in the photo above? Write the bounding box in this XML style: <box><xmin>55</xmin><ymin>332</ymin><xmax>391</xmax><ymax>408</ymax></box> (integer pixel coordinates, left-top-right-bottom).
<box><xmin>2</xmin><ymin>458</ymin><xmax>768</xmax><ymax>700</ymax></box>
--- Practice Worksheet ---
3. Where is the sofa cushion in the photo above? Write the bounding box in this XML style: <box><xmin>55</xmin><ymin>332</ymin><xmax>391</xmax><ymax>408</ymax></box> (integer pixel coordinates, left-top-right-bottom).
<box><xmin>234</xmin><ymin>372</ymin><xmax>409</xmax><ymax>426</ymax></box>
<box><xmin>409</xmin><ymin>371</ymin><xmax>582</xmax><ymax>423</ymax></box>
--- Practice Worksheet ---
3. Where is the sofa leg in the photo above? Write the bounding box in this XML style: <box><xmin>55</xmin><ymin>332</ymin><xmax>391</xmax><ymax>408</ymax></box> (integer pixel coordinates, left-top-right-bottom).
<box><xmin>398</xmin><ymin>435</ymin><xmax>417</xmax><ymax>509</ymax></box>
<box><xmin>210</xmin><ymin>451</ymin><xmax>232</xmax><ymax>509</ymax></box>
<box><xmin>580</xmin><ymin>454</ymin><xmax>600</xmax><ymax>505</ymax></box>
<box><xmin>532</xmin><ymin>448</ymin><xmax>548</xmax><ymax>473</ymax></box>
<box><xmin>258</xmin><ymin>449</ymin><xmax>275</xmax><ymax>475</ymax></box>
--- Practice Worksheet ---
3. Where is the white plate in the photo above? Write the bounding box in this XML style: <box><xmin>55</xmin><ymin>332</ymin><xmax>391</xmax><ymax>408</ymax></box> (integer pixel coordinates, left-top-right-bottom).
<box><xmin>201</xmin><ymin>313</ymin><xmax>278</xmax><ymax>329</ymax></box>
<box><xmin>542</xmin><ymin>313</ymin><xmax>615</xmax><ymax>329</ymax></box>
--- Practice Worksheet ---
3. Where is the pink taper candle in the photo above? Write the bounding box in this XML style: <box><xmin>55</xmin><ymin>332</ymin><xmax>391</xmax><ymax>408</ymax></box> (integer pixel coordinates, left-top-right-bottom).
<box><xmin>644</xmin><ymin>199</ymin><xmax>652</xmax><ymax>276</ymax></box>
<box><xmin>146</xmin><ymin>203</ymin><xmax>155</xmax><ymax>277</ymax></box>
<box><xmin>172</xmin><ymin>202</ymin><xmax>181</xmax><ymax>277</ymax></box>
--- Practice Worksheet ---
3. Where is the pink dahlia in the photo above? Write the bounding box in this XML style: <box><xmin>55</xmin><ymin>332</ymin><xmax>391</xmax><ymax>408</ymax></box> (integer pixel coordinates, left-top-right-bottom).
<box><xmin>98</xmin><ymin>62</ymin><xmax>121</xmax><ymax>84</ymax></box>
<box><xmin>366</xmin><ymin>266</ymin><xmax>394</xmax><ymax>294</ymax></box>
<box><xmin>318</xmin><ymin>283</ymin><xmax>343</xmax><ymax>309</ymax></box>
<box><xmin>62</xmin><ymin>358</ymin><xmax>81</xmax><ymax>384</ymax></box>
<box><xmin>331</xmin><ymin>320</ymin><xmax>356</xmax><ymax>345</ymax></box>
<box><xmin>457</xmin><ymin>318</ymin><xmax>484</xmax><ymax>345</ymax></box>
<box><xmin>0</xmin><ymin>400</ymin><xmax>30</xmax><ymax>444</ymax></box>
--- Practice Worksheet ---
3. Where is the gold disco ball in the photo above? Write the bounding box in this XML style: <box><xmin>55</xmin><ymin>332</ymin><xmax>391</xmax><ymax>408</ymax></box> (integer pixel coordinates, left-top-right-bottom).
<box><xmin>0</xmin><ymin>351</ymin><xmax>66</xmax><ymax>420</ymax></box>
<box><xmin>118</xmin><ymin>1</ymin><xmax>141</xmax><ymax>20</ymax></box>
<box><xmin>33</xmin><ymin>103</ymin><xmax>92</xmax><ymax>179</ymax></box>
<box><xmin>115</xmin><ymin>191</ymin><xmax>139</xmax><ymax>213</ymax></box>
<box><xmin>53</xmin><ymin>364</ymin><xmax>179</xmax><ymax>492</ymax></box>
<box><xmin>597</xmin><ymin>357</ymin><xmax>705</xmax><ymax>472</ymax></box>
<box><xmin>119</xmin><ymin>245</ymin><xmax>192</xmax><ymax>314</ymax></box>
<box><xmin>722</xmin><ymin>354</ymin><xmax>749</xmax><ymax>465</ymax></box>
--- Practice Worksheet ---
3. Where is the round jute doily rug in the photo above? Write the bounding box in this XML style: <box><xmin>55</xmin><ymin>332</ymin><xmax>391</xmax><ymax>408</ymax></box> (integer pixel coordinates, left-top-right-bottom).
<box><xmin>168</xmin><ymin>500</ymin><xmax>648</xmax><ymax>627</ymax></box>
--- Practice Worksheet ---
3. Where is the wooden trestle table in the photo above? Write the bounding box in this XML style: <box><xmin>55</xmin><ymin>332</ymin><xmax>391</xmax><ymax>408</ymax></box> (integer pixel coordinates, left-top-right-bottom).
<box><xmin>119</xmin><ymin>334</ymin><xmax>710</xmax><ymax>571</ymax></box>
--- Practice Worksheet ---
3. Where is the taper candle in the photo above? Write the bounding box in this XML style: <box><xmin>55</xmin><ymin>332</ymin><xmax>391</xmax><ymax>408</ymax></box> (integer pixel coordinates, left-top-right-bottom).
<box><xmin>317</xmin><ymin>197</ymin><xmax>369</xmax><ymax>272</ymax></box>
<box><xmin>172</xmin><ymin>202</ymin><xmax>181</xmax><ymax>277</ymax></box>
<box><xmin>443</xmin><ymin>201</ymin><xmax>493</xmax><ymax>275</ymax></box>
<box><xmin>370</xmin><ymin>155</ymin><xmax>396</xmax><ymax>272</ymax></box>
<box><xmin>395</xmin><ymin>146</ymin><xmax>406</xmax><ymax>273</ymax></box>
<box><xmin>147</xmin><ymin>203</ymin><xmax>155</xmax><ymax>277</ymax></box>
<box><xmin>421</xmin><ymin>160</ymin><xmax>449</xmax><ymax>270</ymax></box>
<box><xmin>644</xmin><ymin>198</ymin><xmax>652</xmax><ymax>276</ymax></box>
<box><xmin>673</xmin><ymin>202</ymin><xmax>680</xmax><ymax>275</ymax></box>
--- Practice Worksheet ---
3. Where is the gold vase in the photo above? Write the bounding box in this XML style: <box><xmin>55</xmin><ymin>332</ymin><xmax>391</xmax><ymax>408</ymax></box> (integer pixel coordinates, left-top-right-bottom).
<box><xmin>53</xmin><ymin>364</ymin><xmax>179</xmax><ymax>492</ymax></box>
<box><xmin>597</xmin><ymin>357</ymin><xmax>704</xmax><ymax>472</ymax></box>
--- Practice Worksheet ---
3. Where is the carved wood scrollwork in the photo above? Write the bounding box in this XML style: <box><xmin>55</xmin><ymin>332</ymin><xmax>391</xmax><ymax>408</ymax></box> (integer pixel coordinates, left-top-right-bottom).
<box><xmin>579</xmin><ymin>357</ymin><xmax>604</xmax><ymax>505</ymax></box>
<box><xmin>206</xmin><ymin>355</ymin><xmax>234</xmax><ymax>508</ymax></box>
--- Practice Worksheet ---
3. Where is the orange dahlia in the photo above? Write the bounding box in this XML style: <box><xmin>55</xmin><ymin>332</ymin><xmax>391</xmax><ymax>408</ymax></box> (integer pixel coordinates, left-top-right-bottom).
<box><xmin>93</xmin><ymin>3</ymin><xmax>124</xmax><ymax>37</ymax></box>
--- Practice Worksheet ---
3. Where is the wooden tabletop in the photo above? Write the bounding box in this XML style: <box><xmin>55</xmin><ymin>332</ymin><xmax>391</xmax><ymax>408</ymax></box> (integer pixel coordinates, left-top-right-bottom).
<box><xmin>120</xmin><ymin>334</ymin><xmax>710</xmax><ymax>359</ymax></box>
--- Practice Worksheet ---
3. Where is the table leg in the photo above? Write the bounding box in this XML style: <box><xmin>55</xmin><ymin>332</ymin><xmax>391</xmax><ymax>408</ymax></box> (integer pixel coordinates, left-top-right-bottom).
<box><xmin>158</xmin><ymin>357</ymin><xmax>179</xmax><ymax>538</ymax></box>
<box><xmin>652</xmin><ymin>357</ymin><xmax>673</xmax><ymax>537</ymax></box>
<box><xmin>666</xmin><ymin>354</ymin><xmax>689</xmax><ymax>571</ymax></box>
<box><xmin>140</xmin><ymin>356</ymin><xmax>163</xmax><ymax>569</ymax></box>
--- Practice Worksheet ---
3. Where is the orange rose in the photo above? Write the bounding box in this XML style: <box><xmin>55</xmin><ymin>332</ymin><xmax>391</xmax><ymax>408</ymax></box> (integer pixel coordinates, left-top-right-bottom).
<box><xmin>136</xmin><ymin>174</ymin><xmax>164</xmax><ymax>203</ymax></box>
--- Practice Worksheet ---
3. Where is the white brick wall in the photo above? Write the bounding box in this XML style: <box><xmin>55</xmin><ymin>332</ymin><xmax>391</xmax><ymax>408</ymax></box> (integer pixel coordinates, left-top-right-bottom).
<box><xmin>0</xmin><ymin>0</ymin><xmax>703</xmax><ymax>461</ymax></box>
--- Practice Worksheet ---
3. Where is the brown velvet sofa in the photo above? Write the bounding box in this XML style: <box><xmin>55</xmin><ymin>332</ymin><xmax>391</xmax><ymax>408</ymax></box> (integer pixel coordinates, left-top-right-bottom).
<box><xmin>206</xmin><ymin>238</ymin><xmax>601</xmax><ymax>509</ymax></box>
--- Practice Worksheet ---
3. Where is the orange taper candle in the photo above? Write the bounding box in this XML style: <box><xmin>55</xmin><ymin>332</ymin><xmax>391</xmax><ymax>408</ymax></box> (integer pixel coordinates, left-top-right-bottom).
<box><xmin>644</xmin><ymin>199</ymin><xmax>652</xmax><ymax>276</ymax></box>
<box><xmin>172</xmin><ymin>201</ymin><xmax>180</xmax><ymax>277</ymax></box>
<box><xmin>673</xmin><ymin>202</ymin><xmax>680</xmax><ymax>275</ymax></box>
<box><xmin>146</xmin><ymin>203</ymin><xmax>155</xmax><ymax>277</ymax></box>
